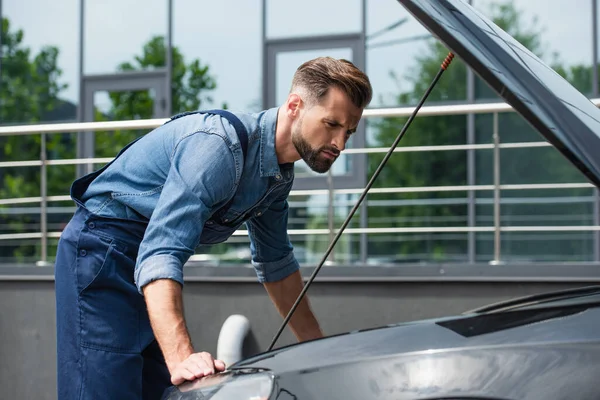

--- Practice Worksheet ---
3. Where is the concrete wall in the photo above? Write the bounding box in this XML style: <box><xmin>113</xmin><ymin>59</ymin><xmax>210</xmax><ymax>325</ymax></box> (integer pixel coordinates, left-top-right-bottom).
<box><xmin>0</xmin><ymin>271</ymin><xmax>595</xmax><ymax>399</ymax></box>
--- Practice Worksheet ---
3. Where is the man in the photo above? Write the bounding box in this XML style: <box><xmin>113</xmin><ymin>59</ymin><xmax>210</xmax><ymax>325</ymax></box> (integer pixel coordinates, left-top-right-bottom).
<box><xmin>54</xmin><ymin>56</ymin><xmax>372</xmax><ymax>399</ymax></box>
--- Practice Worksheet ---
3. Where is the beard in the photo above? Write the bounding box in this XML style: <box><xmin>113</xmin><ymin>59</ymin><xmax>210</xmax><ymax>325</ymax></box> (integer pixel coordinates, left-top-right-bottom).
<box><xmin>291</xmin><ymin>120</ymin><xmax>337</xmax><ymax>173</ymax></box>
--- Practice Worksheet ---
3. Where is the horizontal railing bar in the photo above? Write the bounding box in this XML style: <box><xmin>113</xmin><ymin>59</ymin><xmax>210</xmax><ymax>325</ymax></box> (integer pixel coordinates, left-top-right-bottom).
<box><xmin>0</xmin><ymin>141</ymin><xmax>555</xmax><ymax>170</ymax></box>
<box><xmin>343</xmin><ymin>141</ymin><xmax>551</xmax><ymax>154</ymax></box>
<box><xmin>0</xmin><ymin>232</ymin><xmax>61</xmax><ymax>240</ymax></box>
<box><xmin>501</xmin><ymin>183</ymin><xmax>593</xmax><ymax>190</ymax></box>
<box><xmin>344</xmin><ymin>143</ymin><xmax>493</xmax><ymax>153</ymax></box>
<box><xmin>46</xmin><ymin>158</ymin><xmax>114</xmax><ymax>166</ymax></box>
<box><xmin>3</xmin><ymin>225</ymin><xmax>600</xmax><ymax>241</ymax></box>
<box><xmin>0</xmin><ymin>118</ymin><xmax>168</xmax><ymax>136</ymax></box>
<box><xmin>0</xmin><ymin>160</ymin><xmax>42</xmax><ymax>168</ymax></box>
<box><xmin>362</xmin><ymin>101</ymin><xmax>513</xmax><ymax>118</ymax></box>
<box><xmin>290</xmin><ymin>183</ymin><xmax>594</xmax><ymax>197</ymax></box>
<box><xmin>2</xmin><ymin>99</ymin><xmax>598</xmax><ymax>137</ymax></box>
<box><xmin>0</xmin><ymin>183</ymin><xmax>593</xmax><ymax>206</ymax></box>
<box><xmin>0</xmin><ymin>158</ymin><xmax>115</xmax><ymax>169</ymax></box>
<box><xmin>499</xmin><ymin>142</ymin><xmax>552</xmax><ymax>149</ymax></box>
<box><xmin>0</xmin><ymin>195</ymin><xmax>71</xmax><ymax>206</ymax></box>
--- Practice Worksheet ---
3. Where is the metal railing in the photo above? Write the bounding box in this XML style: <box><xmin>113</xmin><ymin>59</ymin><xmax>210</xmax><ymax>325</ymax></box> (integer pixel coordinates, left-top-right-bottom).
<box><xmin>1</xmin><ymin>99</ymin><xmax>599</xmax><ymax>266</ymax></box>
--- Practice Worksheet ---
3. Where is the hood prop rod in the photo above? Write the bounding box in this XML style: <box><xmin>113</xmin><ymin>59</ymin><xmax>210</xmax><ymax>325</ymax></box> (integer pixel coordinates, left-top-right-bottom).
<box><xmin>267</xmin><ymin>52</ymin><xmax>456</xmax><ymax>352</ymax></box>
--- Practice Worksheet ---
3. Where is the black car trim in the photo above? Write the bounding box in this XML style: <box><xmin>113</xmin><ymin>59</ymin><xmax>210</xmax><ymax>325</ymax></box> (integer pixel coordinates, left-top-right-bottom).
<box><xmin>463</xmin><ymin>285</ymin><xmax>600</xmax><ymax>314</ymax></box>
<box><xmin>438</xmin><ymin>306</ymin><xmax>588</xmax><ymax>337</ymax></box>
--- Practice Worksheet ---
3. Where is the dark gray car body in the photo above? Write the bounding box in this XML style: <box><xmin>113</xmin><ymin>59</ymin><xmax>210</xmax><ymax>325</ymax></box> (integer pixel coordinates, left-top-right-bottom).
<box><xmin>233</xmin><ymin>292</ymin><xmax>600</xmax><ymax>399</ymax></box>
<box><xmin>163</xmin><ymin>0</ymin><xmax>600</xmax><ymax>398</ymax></box>
<box><xmin>164</xmin><ymin>289</ymin><xmax>600</xmax><ymax>399</ymax></box>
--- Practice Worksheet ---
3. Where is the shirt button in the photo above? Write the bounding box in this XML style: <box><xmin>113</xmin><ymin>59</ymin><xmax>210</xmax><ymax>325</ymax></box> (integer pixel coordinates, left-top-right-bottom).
<box><xmin>255</xmin><ymin>211</ymin><xmax>262</xmax><ymax>217</ymax></box>
<box><xmin>275</xmin><ymin>174</ymin><xmax>282</xmax><ymax>180</ymax></box>
<box><xmin>88</xmin><ymin>222</ymin><xmax>95</xmax><ymax>229</ymax></box>
<box><xmin>79</xmin><ymin>249</ymin><xmax>87</xmax><ymax>257</ymax></box>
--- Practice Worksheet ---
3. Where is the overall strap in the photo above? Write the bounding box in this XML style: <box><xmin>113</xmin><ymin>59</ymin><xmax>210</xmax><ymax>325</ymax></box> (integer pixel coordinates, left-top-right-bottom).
<box><xmin>202</xmin><ymin>109</ymin><xmax>248</xmax><ymax>161</ymax></box>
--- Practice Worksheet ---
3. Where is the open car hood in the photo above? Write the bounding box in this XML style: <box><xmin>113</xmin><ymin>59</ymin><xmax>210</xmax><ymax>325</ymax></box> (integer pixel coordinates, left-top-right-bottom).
<box><xmin>398</xmin><ymin>0</ymin><xmax>600</xmax><ymax>188</ymax></box>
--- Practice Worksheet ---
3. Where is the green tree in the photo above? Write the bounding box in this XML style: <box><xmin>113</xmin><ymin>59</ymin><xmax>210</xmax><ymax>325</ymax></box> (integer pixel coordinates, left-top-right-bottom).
<box><xmin>0</xmin><ymin>17</ymin><xmax>71</xmax><ymax>262</ymax></box>
<box><xmin>95</xmin><ymin>35</ymin><xmax>220</xmax><ymax>157</ymax></box>
<box><xmin>368</xmin><ymin>1</ymin><xmax>592</xmax><ymax>262</ymax></box>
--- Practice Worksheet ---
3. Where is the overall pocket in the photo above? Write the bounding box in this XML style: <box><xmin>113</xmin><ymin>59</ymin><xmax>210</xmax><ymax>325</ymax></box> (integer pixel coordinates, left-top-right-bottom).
<box><xmin>76</xmin><ymin>229</ymin><xmax>144</xmax><ymax>353</ymax></box>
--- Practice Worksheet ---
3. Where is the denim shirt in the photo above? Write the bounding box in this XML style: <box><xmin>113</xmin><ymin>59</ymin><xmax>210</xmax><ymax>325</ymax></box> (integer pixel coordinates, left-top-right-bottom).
<box><xmin>79</xmin><ymin>107</ymin><xmax>297</xmax><ymax>293</ymax></box>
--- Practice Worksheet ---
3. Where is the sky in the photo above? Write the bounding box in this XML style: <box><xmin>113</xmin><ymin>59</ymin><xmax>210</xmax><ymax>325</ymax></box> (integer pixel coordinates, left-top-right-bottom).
<box><xmin>2</xmin><ymin>0</ymin><xmax>594</xmax><ymax>113</ymax></box>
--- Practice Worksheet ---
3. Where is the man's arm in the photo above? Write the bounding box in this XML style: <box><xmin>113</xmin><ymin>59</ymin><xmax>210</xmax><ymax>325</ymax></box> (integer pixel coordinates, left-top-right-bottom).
<box><xmin>133</xmin><ymin>128</ymin><xmax>240</xmax><ymax>384</ymax></box>
<box><xmin>143</xmin><ymin>279</ymin><xmax>226</xmax><ymax>385</ymax></box>
<box><xmin>263</xmin><ymin>269</ymin><xmax>323</xmax><ymax>342</ymax></box>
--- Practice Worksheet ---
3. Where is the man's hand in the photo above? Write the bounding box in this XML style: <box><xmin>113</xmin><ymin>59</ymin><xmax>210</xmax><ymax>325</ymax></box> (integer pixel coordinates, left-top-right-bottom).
<box><xmin>143</xmin><ymin>279</ymin><xmax>226</xmax><ymax>385</ymax></box>
<box><xmin>170</xmin><ymin>352</ymin><xmax>226</xmax><ymax>385</ymax></box>
<box><xmin>263</xmin><ymin>269</ymin><xmax>323</xmax><ymax>342</ymax></box>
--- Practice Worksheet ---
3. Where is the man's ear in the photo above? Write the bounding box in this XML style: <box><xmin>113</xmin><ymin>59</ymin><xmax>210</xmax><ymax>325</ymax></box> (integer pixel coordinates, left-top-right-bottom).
<box><xmin>286</xmin><ymin>93</ymin><xmax>303</xmax><ymax>119</ymax></box>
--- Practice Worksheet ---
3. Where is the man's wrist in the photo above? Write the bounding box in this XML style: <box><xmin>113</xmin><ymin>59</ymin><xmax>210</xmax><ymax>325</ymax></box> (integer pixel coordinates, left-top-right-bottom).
<box><xmin>165</xmin><ymin>342</ymin><xmax>194</xmax><ymax>371</ymax></box>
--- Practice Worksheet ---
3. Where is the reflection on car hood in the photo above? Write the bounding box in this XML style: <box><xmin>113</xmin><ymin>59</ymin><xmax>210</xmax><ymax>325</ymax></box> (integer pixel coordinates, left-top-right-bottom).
<box><xmin>397</xmin><ymin>0</ymin><xmax>600</xmax><ymax>187</ymax></box>
<box><xmin>234</xmin><ymin>304</ymin><xmax>600</xmax><ymax>374</ymax></box>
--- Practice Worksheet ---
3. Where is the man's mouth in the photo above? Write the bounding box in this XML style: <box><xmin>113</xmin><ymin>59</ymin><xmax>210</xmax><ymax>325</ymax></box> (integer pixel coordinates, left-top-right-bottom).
<box><xmin>321</xmin><ymin>150</ymin><xmax>339</xmax><ymax>160</ymax></box>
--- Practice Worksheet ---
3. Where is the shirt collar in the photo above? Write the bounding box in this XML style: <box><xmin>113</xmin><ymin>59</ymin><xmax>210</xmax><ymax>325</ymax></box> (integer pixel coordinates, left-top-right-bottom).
<box><xmin>259</xmin><ymin>106</ymin><xmax>289</xmax><ymax>178</ymax></box>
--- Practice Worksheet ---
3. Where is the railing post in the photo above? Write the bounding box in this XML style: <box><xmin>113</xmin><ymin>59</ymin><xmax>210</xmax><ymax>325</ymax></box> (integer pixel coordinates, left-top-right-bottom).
<box><xmin>37</xmin><ymin>132</ymin><xmax>50</xmax><ymax>267</ymax></box>
<box><xmin>491</xmin><ymin>112</ymin><xmax>502</xmax><ymax>264</ymax></box>
<box><xmin>327</xmin><ymin>168</ymin><xmax>335</xmax><ymax>263</ymax></box>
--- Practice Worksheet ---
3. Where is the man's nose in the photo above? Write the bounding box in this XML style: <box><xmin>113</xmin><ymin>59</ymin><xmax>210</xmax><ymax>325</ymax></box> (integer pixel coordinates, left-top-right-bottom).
<box><xmin>332</xmin><ymin>131</ymin><xmax>346</xmax><ymax>152</ymax></box>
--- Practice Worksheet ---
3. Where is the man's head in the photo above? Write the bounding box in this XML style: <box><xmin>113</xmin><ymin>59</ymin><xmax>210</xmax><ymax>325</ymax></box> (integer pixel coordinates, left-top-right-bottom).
<box><xmin>285</xmin><ymin>57</ymin><xmax>372</xmax><ymax>173</ymax></box>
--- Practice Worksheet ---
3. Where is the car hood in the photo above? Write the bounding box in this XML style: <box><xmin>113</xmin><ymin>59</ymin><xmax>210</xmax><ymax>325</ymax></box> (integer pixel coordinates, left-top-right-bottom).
<box><xmin>233</xmin><ymin>304</ymin><xmax>599</xmax><ymax>374</ymax></box>
<box><xmin>397</xmin><ymin>0</ymin><xmax>600</xmax><ymax>187</ymax></box>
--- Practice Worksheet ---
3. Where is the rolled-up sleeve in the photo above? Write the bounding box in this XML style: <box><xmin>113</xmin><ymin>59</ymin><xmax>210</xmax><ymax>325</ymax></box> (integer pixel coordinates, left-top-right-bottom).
<box><xmin>245</xmin><ymin>194</ymin><xmax>299</xmax><ymax>283</ymax></box>
<box><xmin>134</xmin><ymin>131</ymin><xmax>237</xmax><ymax>294</ymax></box>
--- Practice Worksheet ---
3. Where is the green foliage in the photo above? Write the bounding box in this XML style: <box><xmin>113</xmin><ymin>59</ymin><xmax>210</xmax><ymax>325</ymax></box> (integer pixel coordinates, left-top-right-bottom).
<box><xmin>95</xmin><ymin>35</ymin><xmax>220</xmax><ymax>158</ymax></box>
<box><xmin>367</xmin><ymin>0</ymin><xmax>595</xmax><ymax>262</ymax></box>
<box><xmin>0</xmin><ymin>17</ymin><xmax>71</xmax><ymax>262</ymax></box>
<box><xmin>1</xmin><ymin>25</ymin><xmax>219</xmax><ymax>262</ymax></box>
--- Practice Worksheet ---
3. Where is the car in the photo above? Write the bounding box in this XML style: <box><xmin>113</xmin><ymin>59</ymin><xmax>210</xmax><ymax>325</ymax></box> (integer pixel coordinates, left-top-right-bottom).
<box><xmin>161</xmin><ymin>0</ymin><xmax>600</xmax><ymax>398</ymax></box>
<box><xmin>163</xmin><ymin>286</ymin><xmax>600</xmax><ymax>399</ymax></box>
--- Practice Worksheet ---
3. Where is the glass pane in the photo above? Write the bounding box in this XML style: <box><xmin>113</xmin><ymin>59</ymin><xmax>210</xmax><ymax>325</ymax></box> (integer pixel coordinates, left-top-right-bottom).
<box><xmin>196</xmin><ymin>236</ymin><xmax>253</xmax><ymax>266</ymax></box>
<box><xmin>276</xmin><ymin>48</ymin><xmax>354</xmax><ymax>178</ymax></box>
<box><xmin>0</xmin><ymin>165</ymin><xmax>40</xmax><ymax>200</ymax></box>
<box><xmin>367</xmin><ymin>0</ymin><xmax>455</xmax><ymax>107</ymax></box>
<box><xmin>366</xmin><ymin>190</ymin><xmax>469</xmax><ymax>264</ymax></box>
<box><xmin>500</xmin><ymin>147</ymin><xmax>590</xmax><ymax>185</ymax></box>
<box><xmin>286</xmin><ymin>193</ymin><xmax>362</xmax><ymax>264</ymax></box>
<box><xmin>0</xmin><ymin>203</ymin><xmax>40</xmax><ymax>264</ymax></box>
<box><xmin>174</xmin><ymin>0</ymin><xmax>262</xmax><ymax>112</ymax></box>
<box><xmin>267</xmin><ymin>0</ymin><xmax>362</xmax><ymax>39</ymax></box>
<box><xmin>3</xmin><ymin>0</ymin><xmax>79</xmax><ymax>125</ymax></box>
<box><xmin>367</xmin><ymin>232</ymin><xmax>469</xmax><ymax>264</ymax></box>
<box><xmin>477</xmin><ymin>231</ymin><xmax>594</xmax><ymax>263</ymax></box>
<box><xmin>48</xmin><ymin>165</ymin><xmax>77</xmax><ymax>197</ymax></box>
<box><xmin>84</xmin><ymin>0</ymin><xmax>167</xmax><ymax>75</ymax></box>
<box><xmin>366</xmin><ymin>114</ymin><xmax>467</xmax><ymax>148</ymax></box>
<box><xmin>475</xmin><ymin>149</ymin><xmax>494</xmax><ymax>186</ymax></box>
<box><xmin>475</xmin><ymin>188</ymin><xmax>595</xmax><ymax>262</ymax></box>
<box><xmin>93</xmin><ymin>89</ymin><xmax>154</xmax><ymax>158</ymax></box>
<box><xmin>368</xmin><ymin>148</ymin><xmax>468</xmax><ymax>190</ymax></box>
<box><xmin>474</xmin><ymin>0</ymin><xmax>593</xmax><ymax>99</ymax></box>
<box><xmin>475</xmin><ymin>113</ymin><xmax>542</xmax><ymax>144</ymax></box>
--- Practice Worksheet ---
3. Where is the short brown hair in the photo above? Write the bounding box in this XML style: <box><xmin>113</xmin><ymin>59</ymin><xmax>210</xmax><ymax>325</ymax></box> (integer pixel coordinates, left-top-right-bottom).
<box><xmin>290</xmin><ymin>57</ymin><xmax>372</xmax><ymax>109</ymax></box>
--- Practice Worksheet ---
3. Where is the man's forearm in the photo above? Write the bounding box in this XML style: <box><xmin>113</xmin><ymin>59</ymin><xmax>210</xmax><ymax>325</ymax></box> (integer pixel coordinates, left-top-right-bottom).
<box><xmin>263</xmin><ymin>270</ymin><xmax>323</xmax><ymax>342</ymax></box>
<box><xmin>143</xmin><ymin>279</ymin><xmax>194</xmax><ymax>371</ymax></box>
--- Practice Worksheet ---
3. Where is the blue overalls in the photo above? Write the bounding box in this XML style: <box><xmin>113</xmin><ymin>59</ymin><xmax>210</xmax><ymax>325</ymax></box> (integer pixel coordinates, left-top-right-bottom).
<box><xmin>54</xmin><ymin>110</ymin><xmax>248</xmax><ymax>400</ymax></box>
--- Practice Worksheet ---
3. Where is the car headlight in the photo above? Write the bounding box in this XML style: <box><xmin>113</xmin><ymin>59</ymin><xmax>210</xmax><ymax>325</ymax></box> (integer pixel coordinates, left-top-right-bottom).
<box><xmin>161</xmin><ymin>370</ymin><xmax>275</xmax><ymax>400</ymax></box>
